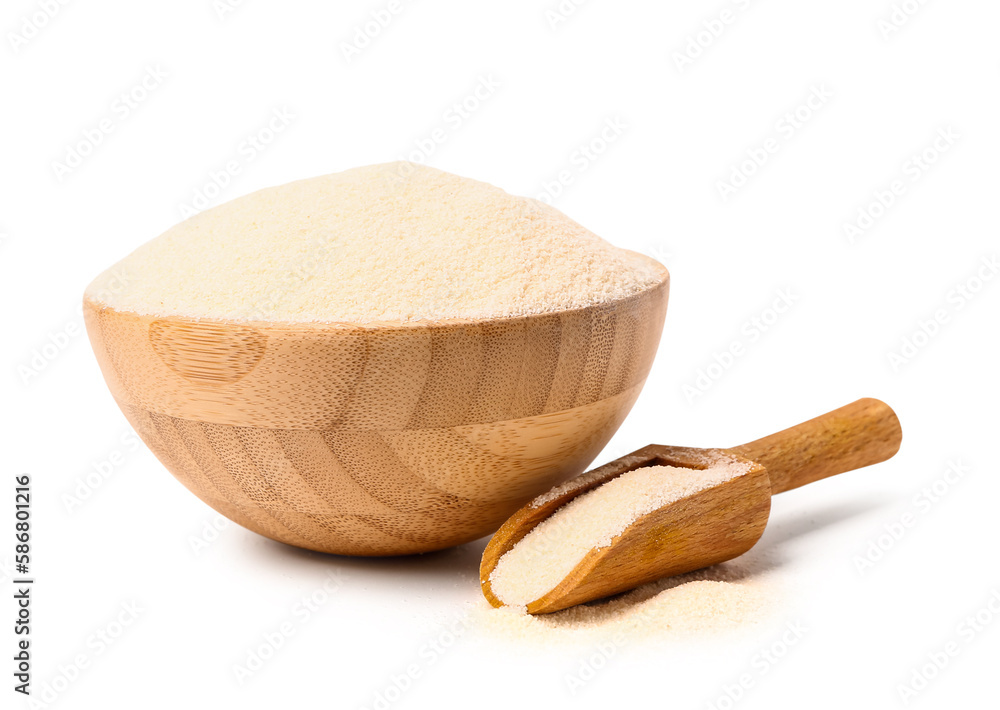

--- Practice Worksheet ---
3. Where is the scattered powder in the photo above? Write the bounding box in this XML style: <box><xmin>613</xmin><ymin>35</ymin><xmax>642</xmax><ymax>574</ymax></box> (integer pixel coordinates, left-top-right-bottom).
<box><xmin>470</xmin><ymin>558</ymin><xmax>779</xmax><ymax>646</ymax></box>
<box><xmin>85</xmin><ymin>162</ymin><xmax>663</xmax><ymax>323</ymax></box>
<box><xmin>489</xmin><ymin>460</ymin><xmax>751</xmax><ymax>607</ymax></box>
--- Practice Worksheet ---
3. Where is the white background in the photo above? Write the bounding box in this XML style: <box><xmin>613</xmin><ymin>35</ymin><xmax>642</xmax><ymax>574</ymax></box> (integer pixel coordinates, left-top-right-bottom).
<box><xmin>2</xmin><ymin>1</ymin><xmax>999</xmax><ymax>708</ymax></box>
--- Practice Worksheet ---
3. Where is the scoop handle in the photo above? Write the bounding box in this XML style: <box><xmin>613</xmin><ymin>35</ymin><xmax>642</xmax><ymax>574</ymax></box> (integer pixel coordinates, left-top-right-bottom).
<box><xmin>728</xmin><ymin>398</ymin><xmax>902</xmax><ymax>495</ymax></box>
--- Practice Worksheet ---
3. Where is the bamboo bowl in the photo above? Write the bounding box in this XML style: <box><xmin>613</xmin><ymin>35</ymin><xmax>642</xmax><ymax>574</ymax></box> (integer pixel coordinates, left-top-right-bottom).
<box><xmin>83</xmin><ymin>262</ymin><xmax>669</xmax><ymax>555</ymax></box>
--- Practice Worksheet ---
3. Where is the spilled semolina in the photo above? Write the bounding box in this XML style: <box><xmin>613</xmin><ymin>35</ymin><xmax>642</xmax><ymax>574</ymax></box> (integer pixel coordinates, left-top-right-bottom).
<box><xmin>471</xmin><ymin>562</ymin><xmax>777</xmax><ymax>644</ymax></box>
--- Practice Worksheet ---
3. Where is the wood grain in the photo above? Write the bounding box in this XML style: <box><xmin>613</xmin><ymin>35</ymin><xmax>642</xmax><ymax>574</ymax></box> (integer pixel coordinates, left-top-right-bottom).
<box><xmin>480</xmin><ymin>398</ymin><xmax>902</xmax><ymax>613</ymax></box>
<box><xmin>83</xmin><ymin>265</ymin><xmax>669</xmax><ymax>555</ymax></box>
<box><xmin>729</xmin><ymin>397</ymin><xmax>902</xmax><ymax>494</ymax></box>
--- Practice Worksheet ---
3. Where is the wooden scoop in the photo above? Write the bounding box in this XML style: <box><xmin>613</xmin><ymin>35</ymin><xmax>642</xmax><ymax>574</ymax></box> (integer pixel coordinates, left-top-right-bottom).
<box><xmin>480</xmin><ymin>398</ymin><xmax>902</xmax><ymax>614</ymax></box>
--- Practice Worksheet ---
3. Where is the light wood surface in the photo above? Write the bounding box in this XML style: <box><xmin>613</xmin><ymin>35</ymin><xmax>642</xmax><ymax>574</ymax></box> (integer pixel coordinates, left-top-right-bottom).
<box><xmin>729</xmin><ymin>398</ymin><xmax>903</xmax><ymax>494</ymax></box>
<box><xmin>480</xmin><ymin>398</ymin><xmax>902</xmax><ymax>613</ymax></box>
<box><xmin>83</xmin><ymin>263</ymin><xmax>669</xmax><ymax>555</ymax></box>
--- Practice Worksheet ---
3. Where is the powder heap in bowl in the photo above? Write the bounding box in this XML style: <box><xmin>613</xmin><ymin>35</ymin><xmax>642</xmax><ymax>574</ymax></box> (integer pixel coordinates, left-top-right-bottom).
<box><xmin>86</xmin><ymin>162</ymin><xmax>663</xmax><ymax>323</ymax></box>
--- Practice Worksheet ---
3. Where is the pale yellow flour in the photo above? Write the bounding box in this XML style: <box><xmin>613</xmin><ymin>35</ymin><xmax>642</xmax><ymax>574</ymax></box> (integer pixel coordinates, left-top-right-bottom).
<box><xmin>86</xmin><ymin>162</ymin><xmax>661</xmax><ymax>323</ymax></box>
<box><xmin>471</xmin><ymin>561</ymin><xmax>777</xmax><ymax>645</ymax></box>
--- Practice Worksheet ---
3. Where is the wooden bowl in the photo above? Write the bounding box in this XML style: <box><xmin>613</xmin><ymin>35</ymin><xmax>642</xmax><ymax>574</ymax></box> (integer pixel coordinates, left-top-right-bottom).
<box><xmin>83</xmin><ymin>261</ymin><xmax>669</xmax><ymax>555</ymax></box>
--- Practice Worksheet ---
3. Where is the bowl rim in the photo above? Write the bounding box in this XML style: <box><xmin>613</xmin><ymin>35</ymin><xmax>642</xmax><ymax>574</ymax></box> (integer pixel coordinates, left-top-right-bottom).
<box><xmin>83</xmin><ymin>251</ymin><xmax>669</xmax><ymax>333</ymax></box>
